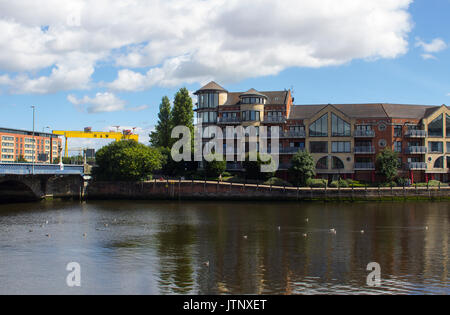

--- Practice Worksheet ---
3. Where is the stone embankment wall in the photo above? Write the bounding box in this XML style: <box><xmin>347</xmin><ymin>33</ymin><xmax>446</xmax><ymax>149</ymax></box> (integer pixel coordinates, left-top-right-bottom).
<box><xmin>87</xmin><ymin>180</ymin><xmax>450</xmax><ymax>201</ymax></box>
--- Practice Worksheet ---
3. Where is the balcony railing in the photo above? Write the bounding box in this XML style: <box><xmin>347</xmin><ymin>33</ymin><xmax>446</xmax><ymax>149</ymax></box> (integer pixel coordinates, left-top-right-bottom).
<box><xmin>406</xmin><ymin>146</ymin><xmax>428</xmax><ymax>154</ymax></box>
<box><xmin>354</xmin><ymin>146</ymin><xmax>375</xmax><ymax>154</ymax></box>
<box><xmin>407</xmin><ymin>162</ymin><xmax>427</xmax><ymax>170</ymax></box>
<box><xmin>405</xmin><ymin>130</ymin><xmax>427</xmax><ymax>138</ymax></box>
<box><xmin>281</xmin><ymin>131</ymin><xmax>306</xmax><ymax>138</ymax></box>
<box><xmin>217</xmin><ymin>117</ymin><xmax>241</xmax><ymax>124</ymax></box>
<box><xmin>263</xmin><ymin>116</ymin><xmax>286</xmax><ymax>123</ymax></box>
<box><xmin>354</xmin><ymin>162</ymin><xmax>375</xmax><ymax>170</ymax></box>
<box><xmin>354</xmin><ymin>130</ymin><xmax>375</xmax><ymax>138</ymax></box>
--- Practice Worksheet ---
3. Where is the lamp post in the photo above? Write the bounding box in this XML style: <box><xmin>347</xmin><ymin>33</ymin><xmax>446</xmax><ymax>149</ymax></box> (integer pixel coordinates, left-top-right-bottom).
<box><xmin>31</xmin><ymin>106</ymin><xmax>35</xmax><ymax>175</ymax></box>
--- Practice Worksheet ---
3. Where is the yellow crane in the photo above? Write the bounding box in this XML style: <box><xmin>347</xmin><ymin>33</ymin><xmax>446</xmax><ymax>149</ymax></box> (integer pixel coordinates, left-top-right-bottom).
<box><xmin>53</xmin><ymin>128</ymin><xmax>139</xmax><ymax>158</ymax></box>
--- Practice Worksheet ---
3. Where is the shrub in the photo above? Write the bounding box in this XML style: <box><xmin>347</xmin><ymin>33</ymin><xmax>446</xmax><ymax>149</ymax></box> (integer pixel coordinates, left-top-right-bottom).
<box><xmin>306</xmin><ymin>178</ymin><xmax>328</xmax><ymax>188</ymax></box>
<box><xmin>330</xmin><ymin>179</ymin><xmax>349</xmax><ymax>188</ymax></box>
<box><xmin>264</xmin><ymin>177</ymin><xmax>293</xmax><ymax>187</ymax></box>
<box><xmin>204</xmin><ymin>154</ymin><xmax>226</xmax><ymax>178</ymax></box>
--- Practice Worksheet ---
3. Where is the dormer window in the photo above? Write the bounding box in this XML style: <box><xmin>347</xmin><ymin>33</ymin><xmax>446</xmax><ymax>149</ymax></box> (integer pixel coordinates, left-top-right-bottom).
<box><xmin>241</xmin><ymin>97</ymin><xmax>265</xmax><ymax>105</ymax></box>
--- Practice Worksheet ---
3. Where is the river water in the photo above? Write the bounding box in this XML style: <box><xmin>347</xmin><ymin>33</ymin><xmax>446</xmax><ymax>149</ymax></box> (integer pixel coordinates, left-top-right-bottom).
<box><xmin>0</xmin><ymin>200</ymin><xmax>448</xmax><ymax>295</ymax></box>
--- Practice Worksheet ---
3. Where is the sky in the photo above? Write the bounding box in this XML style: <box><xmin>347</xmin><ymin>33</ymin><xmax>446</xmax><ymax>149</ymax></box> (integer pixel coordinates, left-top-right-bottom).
<box><xmin>0</xmin><ymin>0</ymin><xmax>449</xmax><ymax>152</ymax></box>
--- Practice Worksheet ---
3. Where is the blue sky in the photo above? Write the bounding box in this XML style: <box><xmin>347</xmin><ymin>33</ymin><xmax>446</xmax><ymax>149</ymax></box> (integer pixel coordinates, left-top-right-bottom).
<box><xmin>0</xmin><ymin>0</ymin><xmax>449</xmax><ymax>150</ymax></box>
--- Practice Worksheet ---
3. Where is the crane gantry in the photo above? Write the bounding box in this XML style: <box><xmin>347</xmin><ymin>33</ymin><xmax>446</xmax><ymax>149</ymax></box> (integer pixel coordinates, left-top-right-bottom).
<box><xmin>52</xmin><ymin>127</ymin><xmax>139</xmax><ymax>158</ymax></box>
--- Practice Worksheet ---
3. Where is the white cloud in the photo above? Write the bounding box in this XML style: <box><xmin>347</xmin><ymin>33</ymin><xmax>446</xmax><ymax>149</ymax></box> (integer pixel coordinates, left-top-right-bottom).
<box><xmin>421</xmin><ymin>54</ymin><xmax>438</xmax><ymax>60</ymax></box>
<box><xmin>67</xmin><ymin>92</ymin><xmax>126</xmax><ymax>113</ymax></box>
<box><xmin>0</xmin><ymin>0</ymin><xmax>414</xmax><ymax>94</ymax></box>
<box><xmin>415</xmin><ymin>38</ymin><xmax>447</xmax><ymax>53</ymax></box>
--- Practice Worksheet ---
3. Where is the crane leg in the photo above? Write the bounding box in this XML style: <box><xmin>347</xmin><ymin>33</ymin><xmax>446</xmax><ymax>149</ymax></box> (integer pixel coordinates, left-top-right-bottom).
<box><xmin>65</xmin><ymin>137</ymin><xmax>69</xmax><ymax>158</ymax></box>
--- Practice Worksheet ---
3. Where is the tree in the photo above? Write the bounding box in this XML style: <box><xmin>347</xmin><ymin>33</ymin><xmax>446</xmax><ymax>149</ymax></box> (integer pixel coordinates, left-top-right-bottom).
<box><xmin>93</xmin><ymin>140</ymin><xmax>163</xmax><ymax>181</ymax></box>
<box><xmin>171</xmin><ymin>87</ymin><xmax>194</xmax><ymax>146</ymax></box>
<box><xmin>204</xmin><ymin>154</ymin><xmax>226</xmax><ymax>178</ymax></box>
<box><xmin>290</xmin><ymin>151</ymin><xmax>315</xmax><ymax>186</ymax></box>
<box><xmin>376</xmin><ymin>148</ymin><xmax>400</xmax><ymax>183</ymax></box>
<box><xmin>243</xmin><ymin>153</ymin><xmax>274</xmax><ymax>180</ymax></box>
<box><xmin>150</xmin><ymin>96</ymin><xmax>172</xmax><ymax>148</ymax></box>
<box><xmin>16</xmin><ymin>155</ymin><xmax>27</xmax><ymax>163</ymax></box>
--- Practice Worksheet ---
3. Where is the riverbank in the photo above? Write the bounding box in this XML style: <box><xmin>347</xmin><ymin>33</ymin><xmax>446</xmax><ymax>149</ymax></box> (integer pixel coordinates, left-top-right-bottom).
<box><xmin>86</xmin><ymin>180</ymin><xmax>450</xmax><ymax>202</ymax></box>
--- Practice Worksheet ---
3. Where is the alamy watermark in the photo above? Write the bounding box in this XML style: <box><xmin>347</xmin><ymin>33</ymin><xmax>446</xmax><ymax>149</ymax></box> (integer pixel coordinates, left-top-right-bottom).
<box><xmin>171</xmin><ymin>120</ymin><xmax>280</xmax><ymax>173</ymax></box>
<box><xmin>366</xmin><ymin>262</ymin><xmax>381</xmax><ymax>287</ymax></box>
<box><xmin>66</xmin><ymin>262</ymin><xmax>81</xmax><ymax>287</ymax></box>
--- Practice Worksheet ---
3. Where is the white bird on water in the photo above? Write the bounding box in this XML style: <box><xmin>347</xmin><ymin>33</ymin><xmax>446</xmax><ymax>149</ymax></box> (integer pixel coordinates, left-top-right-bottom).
<box><xmin>303</xmin><ymin>233</ymin><xmax>308</xmax><ymax>238</ymax></box>
<box><xmin>330</xmin><ymin>229</ymin><xmax>337</xmax><ymax>234</ymax></box>
<box><xmin>243</xmin><ymin>235</ymin><xmax>248</xmax><ymax>240</ymax></box>
<box><xmin>361</xmin><ymin>230</ymin><xmax>365</xmax><ymax>234</ymax></box>
<box><xmin>305</xmin><ymin>218</ymin><xmax>309</xmax><ymax>223</ymax></box>
<box><xmin>203</xmin><ymin>261</ymin><xmax>210</xmax><ymax>267</ymax></box>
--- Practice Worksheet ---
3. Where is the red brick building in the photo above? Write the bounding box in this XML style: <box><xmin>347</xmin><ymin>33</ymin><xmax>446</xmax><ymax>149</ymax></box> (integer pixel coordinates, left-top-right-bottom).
<box><xmin>0</xmin><ymin>127</ymin><xmax>62</xmax><ymax>164</ymax></box>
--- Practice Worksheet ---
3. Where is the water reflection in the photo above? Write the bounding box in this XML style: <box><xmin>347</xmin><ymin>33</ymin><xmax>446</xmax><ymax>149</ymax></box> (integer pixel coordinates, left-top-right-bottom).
<box><xmin>0</xmin><ymin>201</ymin><xmax>448</xmax><ymax>294</ymax></box>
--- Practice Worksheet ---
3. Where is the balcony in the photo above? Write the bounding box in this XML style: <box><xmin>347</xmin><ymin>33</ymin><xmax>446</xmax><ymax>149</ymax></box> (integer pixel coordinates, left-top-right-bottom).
<box><xmin>407</xmin><ymin>162</ymin><xmax>427</xmax><ymax>170</ymax></box>
<box><xmin>263</xmin><ymin>116</ymin><xmax>286</xmax><ymax>124</ymax></box>
<box><xmin>281</xmin><ymin>131</ymin><xmax>306</xmax><ymax>138</ymax></box>
<box><xmin>217</xmin><ymin>117</ymin><xmax>241</xmax><ymax>124</ymax></box>
<box><xmin>354</xmin><ymin>162</ymin><xmax>375</xmax><ymax>170</ymax></box>
<box><xmin>354</xmin><ymin>130</ymin><xmax>375</xmax><ymax>138</ymax></box>
<box><xmin>277</xmin><ymin>147</ymin><xmax>305</xmax><ymax>155</ymax></box>
<box><xmin>354</xmin><ymin>146</ymin><xmax>375</xmax><ymax>154</ymax></box>
<box><xmin>405</xmin><ymin>130</ymin><xmax>427</xmax><ymax>138</ymax></box>
<box><xmin>406</xmin><ymin>146</ymin><xmax>427</xmax><ymax>154</ymax></box>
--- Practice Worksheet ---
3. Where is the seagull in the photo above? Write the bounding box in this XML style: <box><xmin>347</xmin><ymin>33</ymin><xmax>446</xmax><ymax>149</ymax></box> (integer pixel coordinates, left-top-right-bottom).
<box><xmin>46</xmin><ymin>234</ymin><xmax>51</xmax><ymax>238</ymax></box>
<box><xmin>303</xmin><ymin>233</ymin><xmax>308</xmax><ymax>238</ymax></box>
<box><xmin>330</xmin><ymin>229</ymin><xmax>337</xmax><ymax>234</ymax></box>
<box><xmin>425</xmin><ymin>226</ymin><xmax>429</xmax><ymax>231</ymax></box>
<box><xmin>243</xmin><ymin>235</ymin><xmax>248</xmax><ymax>240</ymax></box>
<box><xmin>45</xmin><ymin>221</ymin><xmax>49</xmax><ymax>225</ymax></box>
<box><xmin>278</xmin><ymin>226</ymin><xmax>281</xmax><ymax>231</ymax></box>
<box><xmin>203</xmin><ymin>261</ymin><xmax>210</xmax><ymax>267</ymax></box>
<box><xmin>361</xmin><ymin>230</ymin><xmax>365</xmax><ymax>234</ymax></box>
<box><xmin>305</xmin><ymin>218</ymin><xmax>309</xmax><ymax>223</ymax></box>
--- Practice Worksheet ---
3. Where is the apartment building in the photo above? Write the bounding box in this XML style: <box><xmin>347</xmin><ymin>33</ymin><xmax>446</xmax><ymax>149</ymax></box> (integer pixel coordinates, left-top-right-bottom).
<box><xmin>194</xmin><ymin>81</ymin><xmax>450</xmax><ymax>183</ymax></box>
<box><xmin>0</xmin><ymin>127</ymin><xmax>62</xmax><ymax>164</ymax></box>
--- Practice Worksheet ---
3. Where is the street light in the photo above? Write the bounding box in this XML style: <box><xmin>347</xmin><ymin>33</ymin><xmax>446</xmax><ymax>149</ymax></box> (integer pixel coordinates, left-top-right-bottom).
<box><xmin>31</xmin><ymin>106</ymin><xmax>35</xmax><ymax>175</ymax></box>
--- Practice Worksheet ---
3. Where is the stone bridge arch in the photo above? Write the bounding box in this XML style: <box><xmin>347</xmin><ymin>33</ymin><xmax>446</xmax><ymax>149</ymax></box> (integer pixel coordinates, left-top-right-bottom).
<box><xmin>0</xmin><ymin>175</ymin><xmax>46</xmax><ymax>202</ymax></box>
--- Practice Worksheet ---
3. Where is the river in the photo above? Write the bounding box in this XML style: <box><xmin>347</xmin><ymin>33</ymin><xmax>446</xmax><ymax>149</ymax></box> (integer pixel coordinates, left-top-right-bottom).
<box><xmin>0</xmin><ymin>200</ymin><xmax>448</xmax><ymax>295</ymax></box>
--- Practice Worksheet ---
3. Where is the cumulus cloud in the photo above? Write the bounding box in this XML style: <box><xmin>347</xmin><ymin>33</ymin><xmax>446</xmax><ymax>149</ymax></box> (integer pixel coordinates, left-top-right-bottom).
<box><xmin>415</xmin><ymin>38</ymin><xmax>447</xmax><ymax>53</ymax></box>
<box><xmin>0</xmin><ymin>0</ymin><xmax>414</xmax><ymax>94</ymax></box>
<box><xmin>67</xmin><ymin>92</ymin><xmax>126</xmax><ymax>113</ymax></box>
<box><xmin>421</xmin><ymin>54</ymin><xmax>438</xmax><ymax>60</ymax></box>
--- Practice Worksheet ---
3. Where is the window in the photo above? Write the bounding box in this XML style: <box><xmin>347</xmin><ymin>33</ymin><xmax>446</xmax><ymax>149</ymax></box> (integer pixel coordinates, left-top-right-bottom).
<box><xmin>434</xmin><ymin>156</ymin><xmax>444</xmax><ymax>168</ymax></box>
<box><xmin>198</xmin><ymin>93</ymin><xmax>219</xmax><ymax>108</ymax></box>
<box><xmin>394</xmin><ymin>126</ymin><xmax>402</xmax><ymax>137</ymax></box>
<box><xmin>309</xmin><ymin>114</ymin><xmax>328</xmax><ymax>137</ymax></box>
<box><xmin>394</xmin><ymin>141</ymin><xmax>402</xmax><ymax>153</ymax></box>
<box><xmin>332</xmin><ymin>141</ymin><xmax>351</xmax><ymax>153</ymax></box>
<box><xmin>378</xmin><ymin>139</ymin><xmax>387</xmax><ymax>148</ymax></box>
<box><xmin>378</xmin><ymin>123</ymin><xmax>387</xmax><ymax>131</ymax></box>
<box><xmin>447</xmin><ymin>114</ymin><xmax>450</xmax><ymax>137</ymax></box>
<box><xmin>310</xmin><ymin>141</ymin><xmax>328</xmax><ymax>153</ymax></box>
<box><xmin>429</xmin><ymin>142</ymin><xmax>443</xmax><ymax>153</ymax></box>
<box><xmin>316</xmin><ymin>157</ymin><xmax>328</xmax><ymax>169</ymax></box>
<box><xmin>331</xmin><ymin>114</ymin><xmax>351</xmax><ymax>137</ymax></box>
<box><xmin>447</xmin><ymin>142</ymin><xmax>450</xmax><ymax>153</ymax></box>
<box><xmin>242</xmin><ymin>97</ymin><xmax>265</xmax><ymax>104</ymax></box>
<box><xmin>2</xmin><ymin>136</ymin><xmax>14</xmax><ymax>141</ymax></box>
<box><xmin>289</xmin><ymin>126</ymin><xmax>305</xmax><ymax>133</ymax></box>
<box><xmin>332</xmin><ymin>157</ymin><xmax>345</xmax><ymax>169</ymax></box>
<box><xmin>428</xmin><ymin>114</ymin><xmax>443</xmax><ymax>137</ymax></box>
<box><xmin>242</xmin><ymin>111</ymin><xmax>261</xmax><ymax>122</ymax></box>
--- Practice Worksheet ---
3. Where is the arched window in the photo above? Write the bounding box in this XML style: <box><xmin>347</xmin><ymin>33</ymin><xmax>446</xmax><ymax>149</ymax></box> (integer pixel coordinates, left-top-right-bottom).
<box><xmin>332</xmin><ymin>157</ymin><xmax>345</xmax><ymax>169</ymax></box>
<box><xmin>434</xmin><ymin>156</ymin><xmax>444</xmax><ymax>169</ymax></box>
<box><xmin>428</xmin><ymin>114</ymin><xmax>443</xmax><ymax>137</ymax></box>
<box><xmin>331</xmin><ymin>114</ymin><xmax>351</xmax><ymax>137</ymax></box>
<box><xmin>309</xmin><ymin>114</ymin><xmax>328</xmax><ymax>137</ymax></box>
<box><xmin>316</xmin><ymin>157</ymin><xmax>328</xmax><ymax>169</ymax></box>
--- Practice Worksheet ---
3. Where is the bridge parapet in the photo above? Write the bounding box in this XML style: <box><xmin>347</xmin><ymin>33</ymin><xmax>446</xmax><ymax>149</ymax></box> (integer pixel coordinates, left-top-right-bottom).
<box><xmin>0</xmin><ymin>163</ymin><xmax>84</xmax><ymax>175</ymax></box>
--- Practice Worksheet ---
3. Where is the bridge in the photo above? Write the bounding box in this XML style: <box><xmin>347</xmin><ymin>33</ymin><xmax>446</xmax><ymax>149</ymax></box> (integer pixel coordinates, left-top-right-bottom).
<box><xmin>0</xmin><ymin>163</ymin><xmax>85</xmax><ymax>202</ymax></box>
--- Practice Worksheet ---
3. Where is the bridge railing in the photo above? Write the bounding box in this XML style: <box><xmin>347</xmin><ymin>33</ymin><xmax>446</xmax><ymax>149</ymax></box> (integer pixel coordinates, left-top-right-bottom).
<box><xmin>0</xmin><ymin>163</ymin><xmax>84</xmax><ymax>175</ymax></box>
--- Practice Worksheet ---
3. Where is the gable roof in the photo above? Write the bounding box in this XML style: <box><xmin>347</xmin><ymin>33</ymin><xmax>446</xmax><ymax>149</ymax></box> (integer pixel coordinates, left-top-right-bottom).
<box><xmin>289</xmin><ymin>103</ymin><xmax>441</xmax><ymax>120</ymax></box>
<box><xmin>222</xmin><ymin>91</ymin><xmax>289</xmax><ymax>106</ymax></box>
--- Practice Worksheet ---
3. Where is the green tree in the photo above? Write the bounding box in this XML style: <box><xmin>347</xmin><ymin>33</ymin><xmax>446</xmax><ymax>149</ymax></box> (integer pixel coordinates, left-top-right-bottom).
<box><xmin>150</xmin><ymin>96</ymin><xmax>172</xmax><ymax>148</ymax></box>
<box><xmin>204</xmin><ymin>154</ymin><xmax>226</xmax><ymax>178</ymax></box>
<box><xmin>52</xmin><ymin>157</ymin><xmax>60</xmax><ymax>164</ymax></box>
<box><xmin>290</xmin><ymin>150</ymin><xmax>315</xmax><ymax>186</ymax></box>
<box><xmin>93</xmin><ymin>140</ymin><xmax>163</xmax><ymax>181</ymax></box>
<box><xmin>16</xmin><ymin>155</ymin><xmax>27</xmax><ymax>163</ymax></box>
<box><xmin>376</xmin><ymin>148</ymin><xmax>400</xmax><ymax>183</ymax></box>
<box><xmin>243</xmin><ymin>153</ymin><xmax>274</xmax><ymax>180</ymax></box>
<box><xmin>171</xmin><ymin>87</ymin><xmax>194</xmax><ymax>146</ymax></box>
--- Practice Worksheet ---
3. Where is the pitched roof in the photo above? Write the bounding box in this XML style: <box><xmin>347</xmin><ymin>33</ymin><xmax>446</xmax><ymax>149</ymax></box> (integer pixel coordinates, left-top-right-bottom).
<box><xmin>289</xmin><ymin>103</ymin><xmax>441</xmax><ymax>120</ymax></box>
<box><xmin>240</xmin><ymin>89</ymin><xmax>268</xmax><ymax>98</ymax></box>
<box><xmin>194</xmin><ymin>81</ymin><xmax>228</xmax><ymax>94</ymax></box>
<box><xmin>222</xmin><ymin>91</ymin><xmax>288</xmax><ymax>106</ymax></box>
